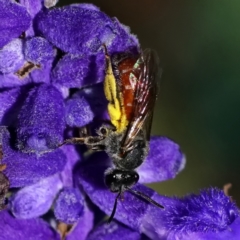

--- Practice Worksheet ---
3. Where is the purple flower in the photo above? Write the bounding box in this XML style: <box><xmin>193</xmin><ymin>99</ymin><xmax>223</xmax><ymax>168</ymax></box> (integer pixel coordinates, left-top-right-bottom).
<box><xmin>36</xmin><ymin>4</ymin><xmax>139</xmax><ymax>55</ymax></box>
<box><xmin>0</xmin><ymin>1</ymin><xmax>239</xmax><ymax>240</ymax></box>
<box><xmin>76</xmin><ymin>152</ymin><xmax>240</xmax><ymax>239</ymax></box>
<box><xmin>54</xmin><ymin>187</ymin><xmax>84</xmax><ymax>224</ymax></box>
<box><xmin>0</xmin><ymin>39</ymin><xmax>25</xmax><ymax>74</ymax></box>
<box><xmin>16</xmin><ymin>84</ymin><xmax>65</xmax><ymax>152</ymax></box>
<box><xmin>87</xmin><ymin>221</ymin><xmax>143</xmax><ymax>240</ymax></box>
<box><xmin>0</xmin><ymin>210</ymin><xmax>60</xmax><ymax>240</ymax></box>
<box><xmin>10</xmin><ymin>174</ymin><xmax>62</xmax><ymax>219</ymax></box>
<box><xmin>0</xmin><ymin>0</ymin><xmax>31</xmax><ymax>48</ymax></box>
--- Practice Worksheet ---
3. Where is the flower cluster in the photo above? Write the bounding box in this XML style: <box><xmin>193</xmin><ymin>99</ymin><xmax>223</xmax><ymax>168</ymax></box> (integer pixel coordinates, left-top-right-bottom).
<box><xmin>0</xmin><ymin>0</ymin><xmax>239</xmax><ymax>239</ymax></box>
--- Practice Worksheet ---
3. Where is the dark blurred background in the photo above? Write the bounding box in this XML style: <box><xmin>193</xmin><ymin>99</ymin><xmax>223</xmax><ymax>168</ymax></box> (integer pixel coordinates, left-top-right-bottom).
<box><xmin>59</xmin><ymin>0</ymin><xmax>240</xmax><ymax>204</ymax></box>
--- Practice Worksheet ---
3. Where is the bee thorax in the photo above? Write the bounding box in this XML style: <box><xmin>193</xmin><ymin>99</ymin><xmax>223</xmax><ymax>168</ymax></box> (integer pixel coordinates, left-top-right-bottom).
<box><xmin>104</xmin><ymin>131</ymin><xmax>149</xmax><ymax>170</ymax></box>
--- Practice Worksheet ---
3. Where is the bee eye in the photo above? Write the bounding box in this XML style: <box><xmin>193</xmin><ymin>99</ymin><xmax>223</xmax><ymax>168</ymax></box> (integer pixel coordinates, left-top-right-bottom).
<box><xmin>100</xmin><ymin>127</ymin><xmax>108</xmax><ymax>135</ymax></box>
<box><xmin>101</xmin><ymin>128</ymin><xmax>106</xmax><ymax>134</ymax></box>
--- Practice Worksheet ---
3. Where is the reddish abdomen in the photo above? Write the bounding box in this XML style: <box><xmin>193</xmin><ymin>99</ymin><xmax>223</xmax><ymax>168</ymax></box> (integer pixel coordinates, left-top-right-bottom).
<box><xmin>118</xmin><ymin>57</ymin><xmax>138</xmax><ymax>121</ymax></box>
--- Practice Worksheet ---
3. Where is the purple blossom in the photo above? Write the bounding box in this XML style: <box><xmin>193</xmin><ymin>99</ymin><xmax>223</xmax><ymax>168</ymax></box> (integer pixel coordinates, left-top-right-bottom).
<box><xmin>16</xmin><ymin>84</ymin><xmax>65</xmax><ymax>152</ymax></box>
<box><xmin>0</xmin><ymin>1</ymin><xmax>239</xmax><ymax>240</ymax></box>
<box><xmin>54</xmin><ymin>187</ymin><xmax>84</xmax><ymax>224</ymax></box>
<box><xmin>24</xmin><ymin>37</ymin><xmax>54</xmax><ymax>64</ymax></box>
<box><xmin>0</xmin><ymin>0</ymin><xmax>31</xmax><ymax>48</ymax></box>
<box><xmin>0</xmin><ymin>39</ymin><xmax>25</xmax><ymax>74</ymax></box>
<box><xmin>36</xmin><ymin>4</ymin><xmax>139</xmax><ymax>55</ymax></box>
<box><xmin>0</xmin><ymin>126</ymin><xmax>66</xmax><ymax>187</ymax></box>
<box><xmin>87</xmin><ymin>221</ymin><xmax>143</xmax><ymax>240</ymax></box>
<box><xmin>51</xmin><ymin>50</ymin><xmax>106</xmax><ymax>88</ymax></box>
<box><xmin>10</xmin><ymin>174</ymin><xmax>62</xmax><ymax>219</ymax></box>
<box><xmin>0</xmin><ymin>210</ymin><xmax>60</xmax><ymax>240</ymax></box>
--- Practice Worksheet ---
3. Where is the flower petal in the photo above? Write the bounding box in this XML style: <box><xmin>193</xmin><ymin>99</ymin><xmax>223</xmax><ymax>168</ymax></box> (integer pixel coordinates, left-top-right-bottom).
<box><xmin>138</xmin><ymin>137</ymin><xmax>185</xmax><ymax>184</ymax></box>
<box><xmin>178</xmin><ymin>217</ymin><xmax>240</xmax><ymax>240</ymax></box>
<box><xmin>0</xmin><ymin>73</ymin><xmax>32</xmax><ymax>88</ymax></box>
<box><xmin>0</xmin><ymin>39</ymin><xmax>25</xmax><ymax>74</ymax></box>
<box><xmin>54</xmin><ymin>187</ymin><xmax>84</xmax><ymax>224</ymax></box>
<box><xmin>51</xmin><ymin>50</ymin><xmax>105</xmax><ymax>88</ymax></box>
<box><xmin>19</xmin><ymin>0</ymin><xmax>43</xmax><ymax>18</ymax></box>
<box><xmin>17</xmin><ymin>84</ymin><xmax>65</xmax><ymax>152</ymax></box>
<box><xmin>36</xmin><ymin>5</ymin><xmax>113</xmax><ymax>54</ymax></box>
<box><xmin>65</xmin><ymin>92</ymin><xmax>94</xmax><ymax>128</ymax></box>
<box><xmin>0</xmin><ymin>210</ymin><xmax>60</xmax><ymax>240</ymax></box>
<box><xmin>19</xmin><ymin>0</ymin><xmax>59</xmax><ymax>36</ymax></box>
<box><xmin>3</xmin><ymin>149</ymin><xmax>66</xmax><ymax>188</ymax></box>
<box><xmin>29</xmin><ymin>58</ymin><xmax>52</xmax><ymax>84</ymax></box>
<box><xmin>65</xmin><ymin>204</ymin><xmax>94</xmax><ymax>240</ymax></box>
<box><xmin>24</xmin><ymin>37</ymin><xmax>55</xmax><ymax>84</ymax></box>
<box><xmin>161</xmin><ymin>188</ymin><xmax>240</xmax><ymax>239</ymax></box>
<box><xmin>10</xmin><ymin>174</ymin><xmax>62</xmax><ymax>219</ymax></box>
<box><xmin>0</xmin><ymin>87</ymin><xmax>27</xmax><ymax>125</ymax></box>
<box><xmin>19</xmin><ymin>0</ymin><xmax>43</xmax><ymax>36</ymax></box>
<box><xmin>24</xmin><ymin>37</ymin><xmax>55</xmax><ymax>64</ymax></box>
<box><xmin>1</xmin><ymin>127</ymin><xmax>66</xmax><ymax>187</ymax></box>
<box><xmin>141</xmin><ymin>188</ymin><xmax>240</xmax><ymax>240</ymax></box>
<box><xmin>0</xmin><ymin>1</ymin><xmax>31</xmax><ymax>48</ymax></box>
<box><xmin>106</xmin><ymin>18</ymin><xmax>139</xmax><ymax>55</ymax></box>
<box><xmin>87</xmin><ymin>221</ymin><xmax>142</xmax><ymax>240</ymax></box>
<box><xmin>60</xmin><ymin>145</ymin><xmax>82</xmax><ymax>187</ymax></box>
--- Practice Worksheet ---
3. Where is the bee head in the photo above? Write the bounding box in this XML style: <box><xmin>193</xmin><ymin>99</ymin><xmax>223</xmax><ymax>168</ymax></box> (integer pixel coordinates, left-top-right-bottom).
<box><xmin>105</xmin><ymin>168</ymin><xmax>164</xmax><ymax>224</ymax></box>
<box><xmin>104</xmin><ymin>168</ymin><xmax>139</xmax><ymax>193</ymax></box>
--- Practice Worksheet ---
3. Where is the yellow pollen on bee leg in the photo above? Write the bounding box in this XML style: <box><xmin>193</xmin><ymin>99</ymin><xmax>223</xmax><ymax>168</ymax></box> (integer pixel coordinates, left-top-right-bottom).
<box><xmin>104</xmin><ymin>56</ymin><xmax>123</xmax><ymax>130</ymax></box>
<box><xmin>103</xmin><ymin>53</ymin><xmax>129</xmax><ymax>133</ymax></box>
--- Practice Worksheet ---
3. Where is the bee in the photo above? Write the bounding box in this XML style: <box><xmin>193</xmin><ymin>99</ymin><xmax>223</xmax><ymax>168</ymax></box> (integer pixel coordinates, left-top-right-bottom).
<box><xmin>60</xmin><ymin>46</ymin><xmax>163</xmax><ymax>222</ymax></box>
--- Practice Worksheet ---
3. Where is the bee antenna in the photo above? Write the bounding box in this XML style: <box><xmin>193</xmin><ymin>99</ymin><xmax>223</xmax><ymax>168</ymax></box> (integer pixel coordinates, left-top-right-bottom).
<box><xmin>126</xmin><ymin>187</ymin><xmax>164</xmax><ymax>209</ymax></box>
<box><xmin>107</xmin><ymin>190</ymin><xmax>122</xmax><ymax>224</ymax></box>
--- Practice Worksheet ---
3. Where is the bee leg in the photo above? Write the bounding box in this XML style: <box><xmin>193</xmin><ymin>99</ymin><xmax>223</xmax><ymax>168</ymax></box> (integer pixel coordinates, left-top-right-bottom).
<box><xmin>84</xmin><ymin>135</ymin><xmax>105</xmax><ymax>146</ymax></box>
<box><xmin>58</xmin><ymin>137</ymin><xmax>86</xmax><ymax>147</ymax></box>
<box><xmin>90</xmin><ymin>145</ymin><xmax>105</xmax><ymax>151</ymax></box>
<box><xmin>58</xmin><ymin>135</ymin><xmax>105</xmax><ymax>148</ymax></box>
<box><xmin>80</xmin><ymin>135</ymin><xmax>106</xmax><ymax>151</ymax></box>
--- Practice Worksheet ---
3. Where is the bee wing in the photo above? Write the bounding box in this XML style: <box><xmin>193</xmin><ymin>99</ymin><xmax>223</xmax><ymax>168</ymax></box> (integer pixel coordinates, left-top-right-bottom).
<box><xmin>121</xmin><ymin>49</ymin><xmax>161</xmax><ymax>151</ymax></box>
